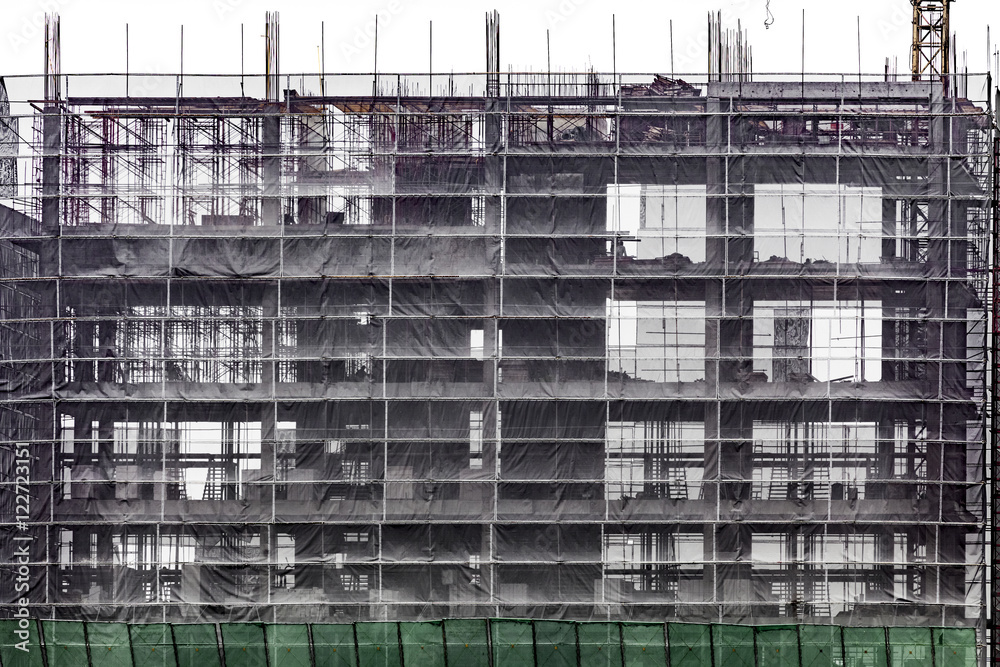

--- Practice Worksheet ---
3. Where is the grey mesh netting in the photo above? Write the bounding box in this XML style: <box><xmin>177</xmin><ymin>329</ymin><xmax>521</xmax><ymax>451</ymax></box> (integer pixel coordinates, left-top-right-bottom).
<box><xmin>0</xmin><ymin>45</ymin><xmax>992</xmax><ymax>665</ymax></box>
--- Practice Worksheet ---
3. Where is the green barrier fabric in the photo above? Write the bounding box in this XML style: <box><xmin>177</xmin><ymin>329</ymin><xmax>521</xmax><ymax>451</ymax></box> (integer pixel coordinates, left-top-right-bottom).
<box><xmin>399</xmin><ymin>621</ymin><xmax>444</xmax><ymax>667</ymax></box>
<box><xmin>715</xmin><ymin>625</ymin><xmax>756</xmax><ymax>667</ymax></box>
<box><xmin>669</xmin><ymin>623</ymin><xmax>712</xmax><ymax>667</ymax></box>
<box><xmin>0</xmin><ymin>619</ymin><xmax>45</xmax><ymax>667</ymax></box>
<box><xmin>757</xmin><ymin>626</ymin><xmax>798</xmax><ymax>667</ymax></box>
<box><xmin>3</xmin><ymin>619</ymin><xmax>978</xmax><ymax>667</ymax></box>
<box><xmin>534</xmin><ymin>620</ymin><xmax>577</xmax><ymax>667</ymax></box>
<box><xmin>129</xmin><ymin>624</ymin><xmax>176</xmax><ymax>667</ymax></box>
<box><xmin>890</xmin><ymin>627</ymin><xmax>933</xmax><ymax>667</ymax></box>
<box><xmin>86</xmin><ymin>622</ymin><xmax>133</xmax><ymax>667</ymax></box>
<box><xmin>843</xmin><ymin>627</ymin><xmax>888</xmax><ymax>667</ymax></box>
<box><xmin>311</xmin><ymin>624</ymin><xmax>357</xmax><ymax>667</ymax></box>
<box><xmin>43</xmin><ymin>621</ymin><xmax>89</xmax><ymax>667</ymax></box>
<box><xmin>442</xmin><ymin>618</ymin><xmax>489</xmax><ymax>667</ymax></box>
<box><xmin>354</xmin><ymin>622</ymin><xmax>401</xmax><ymax>667</ymax></box>
<box><xmin>172</xmin><ymin>623</ymin><xmax>220</xmax><ymax>667</ymax></box>
<box><xmin>621</xmin><ymin>622</ymin><xmax>666</xmax><ymax>667</ymax></box>
<box><xmin>933</xmin><ymin>628</ymin><xmax>976</xmax><ymax>667</ymax></box>
<box><xmin>799</xmin><ymin>625</ymin><xmax>842</xmax><ymax>667</ymax></box>
<box><xmin>578</xmin><ymin>622</ymin><xmax>622</xmax><ymax>667</ymax></box>
<box><xmin>266</xmin><ymin>624</ymin><xmax>312</xmax><ymax>667</ymax></box>
<box><xmin>221</xmin><ymin>623</ymin><xmax>267</xmax><ymax>667</ymax></box>
<box><xmin>492</xmin><ymin>619</ymin><xmax>534</xmax><ymax>667</ymax></box>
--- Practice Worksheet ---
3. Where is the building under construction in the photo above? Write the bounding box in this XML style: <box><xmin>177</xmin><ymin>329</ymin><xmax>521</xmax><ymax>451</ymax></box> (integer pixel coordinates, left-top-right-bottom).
<box><xmin>0</xmin><ymin>4</ymin><xmax>996</xmax><ymax>655</ymax></box>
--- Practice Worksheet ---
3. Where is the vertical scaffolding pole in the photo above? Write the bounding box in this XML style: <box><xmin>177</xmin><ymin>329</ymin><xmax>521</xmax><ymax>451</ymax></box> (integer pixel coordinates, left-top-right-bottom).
<box><xmin>990</xmin><ymin>130</ymin><xmax>999</xmax><ymax>667</ymax></box>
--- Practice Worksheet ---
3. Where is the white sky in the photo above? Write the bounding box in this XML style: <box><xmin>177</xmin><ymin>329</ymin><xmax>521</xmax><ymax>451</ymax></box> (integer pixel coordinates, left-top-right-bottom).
<box><xmin>2</xmin><ymin>0</ymin><xmax>998</xmax><ymax>82</ymax></box>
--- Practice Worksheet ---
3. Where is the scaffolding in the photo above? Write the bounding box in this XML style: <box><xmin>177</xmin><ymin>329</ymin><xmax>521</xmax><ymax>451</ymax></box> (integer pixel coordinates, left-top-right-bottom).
<box><xmin>0</xmin><ymin>16</ymin><xmax>994</xmax><ymax>663</ymax></box>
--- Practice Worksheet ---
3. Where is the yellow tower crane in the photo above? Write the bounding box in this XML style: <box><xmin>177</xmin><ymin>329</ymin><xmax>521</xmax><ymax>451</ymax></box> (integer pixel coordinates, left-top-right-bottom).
<box><xmin>910</xmin><ymin>0</ymin><xmax>952</xmax><ymax>82</ymax></box>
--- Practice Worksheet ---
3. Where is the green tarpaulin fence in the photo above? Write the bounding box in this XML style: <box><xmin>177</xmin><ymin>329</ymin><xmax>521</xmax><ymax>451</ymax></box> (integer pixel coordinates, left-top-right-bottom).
<box><xmin>0</xmin><ymin>620</ymin><xmax>977</xmax><ymax>667</ymax></box>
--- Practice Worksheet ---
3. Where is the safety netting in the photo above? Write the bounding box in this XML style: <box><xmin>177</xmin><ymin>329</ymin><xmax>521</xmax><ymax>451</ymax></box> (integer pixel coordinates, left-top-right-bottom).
<box><xmin>0</xmin><ymin>620</ymin><xmax>977</xmax><ymax>667</ymax></box>
<box><xmin>0</xmin><ymin>69</ymin><xmax>992</xmax><ymax>640</ymax></box>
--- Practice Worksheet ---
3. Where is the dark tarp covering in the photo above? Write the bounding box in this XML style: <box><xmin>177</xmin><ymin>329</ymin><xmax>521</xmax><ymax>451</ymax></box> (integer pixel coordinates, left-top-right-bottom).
<box><xmin>0</xmin><ymin>78</ymin><xmax>989</xmax><ymax>639</ymax></box>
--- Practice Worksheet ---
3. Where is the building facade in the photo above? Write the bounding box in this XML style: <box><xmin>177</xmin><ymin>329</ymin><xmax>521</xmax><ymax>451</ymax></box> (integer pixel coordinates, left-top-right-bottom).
<box><xmin>0</xmin><ymin>64</ymin><xmax>992</xmax><ymax>631</ymax></box>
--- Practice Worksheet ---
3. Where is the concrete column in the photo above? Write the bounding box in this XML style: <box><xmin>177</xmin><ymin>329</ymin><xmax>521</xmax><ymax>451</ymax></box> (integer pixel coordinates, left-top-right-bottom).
<box><xmin>42</xmin><ymin>110</ymin><xmax>60</xmax><ymax>228</ymax></box>
<box><xmin>261</xmin><ymin>109</ymin><xmax>281</xmax><ymax>225</ymax></box>
<box><xmin>260</xmin><ymin>284</ymin><xmax>278</xmax><ymax>583</ymax></box>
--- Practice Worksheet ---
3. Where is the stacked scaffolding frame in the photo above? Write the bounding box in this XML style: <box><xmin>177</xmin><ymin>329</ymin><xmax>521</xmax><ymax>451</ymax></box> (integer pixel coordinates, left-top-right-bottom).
<box><xmin>0</xmin><ymin>72</ymin><xmax>992</xmax><ymax>653</ymax></box>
